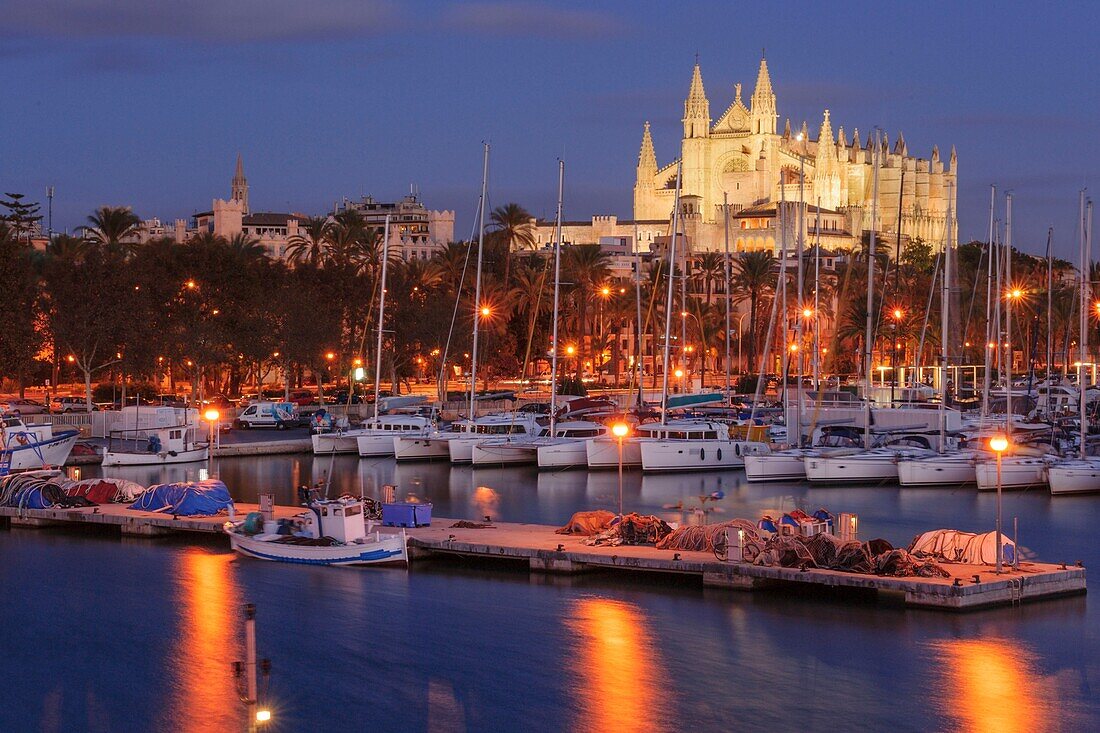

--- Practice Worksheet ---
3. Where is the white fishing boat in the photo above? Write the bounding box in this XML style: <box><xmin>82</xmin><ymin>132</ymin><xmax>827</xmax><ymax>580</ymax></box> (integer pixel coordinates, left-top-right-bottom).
<box><xmin>101</xmin><ymin>425</ymin><xmax>209</xmax><ymax>467</ymax></box>
<box><xmin>1047</xmin><ymin>458</ymin><xmax>1100</xmax><ymax>495</ymax></box>
<box><xmin>356</xmin><ymin>415</ymin><xmax>434</xmax><ymax>457</ymax></box>
<box><xmin>974</xmin><ymin>454</ymin><xmax>1053</xmax><ymax>491</ymax></box>
<box><xmin>225</xmin><ymin>497</ymin><xmax>407</xmax><ymax>566</ymax></box>
<box><xmin>1</xmin><ymin>417</ymin><xmax>80</xmax><ymax>472</ymax></box>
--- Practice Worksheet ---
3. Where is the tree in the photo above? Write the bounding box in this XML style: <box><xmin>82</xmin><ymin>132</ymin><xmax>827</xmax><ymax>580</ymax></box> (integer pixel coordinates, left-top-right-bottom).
<box><xmin>561</xmin><ymin>244</ymin><xmax>611</xmax><ymax>378</ymax></box>
<box><xmin>487</xmin><ymin>203</ymin><xmax>535</xmax><ymax>285</ymax></box>
<box><xmin>0</xmin><ymin>193</ymin><xmax>43</xmax><ymax>243</ymax></box>
<box><xmin>286</xmin><ymin>216</ymin><xmax>331</xmax><ymax>267</ymax></box>
<box><xmin>0</xmin><ymin>226</ymin><xmax>42</xmax><ymax>395</ymax></box>
<box><xmin>84</xmin><ymin>206</ymin><xmax>142</xmax><ymax>256</ymax></box>
<box><xmin>731</xmin><ymin>251</ymin><xmax>776</xmax><ymax>374</ymax></box>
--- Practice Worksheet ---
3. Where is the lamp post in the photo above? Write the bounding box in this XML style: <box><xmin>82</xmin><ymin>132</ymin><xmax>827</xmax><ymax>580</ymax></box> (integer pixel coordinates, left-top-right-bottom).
<box><xmin>203</xmin><ymin>408</ymin><xmax>220</xmax><ymax>474</ymax></box>
<box><xmin>612</xmin><ymin>422</ymin><xmax>629</xmax><ymax>516</ymax></box>
<box><xmin>989</xmin><ymin>435</ymin><xmax>1009</xmax><ymax>574</ymax></box>
<box><xmin>891</xmin><ymin>308</ymin><xmax>903</xmax><ymax>404</ymax></box>
<box><xmin>736</xmin><ymin>312</ymin><xmax>749</xmax><ymax>376</ymax></box>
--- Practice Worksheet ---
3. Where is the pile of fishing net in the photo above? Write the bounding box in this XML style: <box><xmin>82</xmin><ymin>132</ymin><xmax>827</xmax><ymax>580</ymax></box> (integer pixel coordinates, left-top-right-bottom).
<box><xmin>582</xmin><ymin>513</ymin><xmax>673</xmax><ymax>547</ymax></box>
<box><xmin>556</xmin><ymin>510</ymin><xmax>617</xmax><ymax>536</ymax></box>
<box><xmin>0</xmin><ymin>472</ymin><xmax>95</xmax><ymax>509</ymax></box>
<box><xmin>747</xmin><ymin>532</ymin><xmax>951</xmax><ymax>577</ymax></box>
<box><xmin>657</xmin><ymin>519</ymin><xmax>762</xmax><ymax>554</ymax></box>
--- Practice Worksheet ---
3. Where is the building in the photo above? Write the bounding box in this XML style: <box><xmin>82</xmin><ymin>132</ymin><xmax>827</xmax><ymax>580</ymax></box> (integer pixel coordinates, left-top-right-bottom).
<box><xmin>534</xmin><ymin>55</ymin><xmax>958</xmax><ymax>257</ymax></box>
<box><xmin>336</xmin><ymin>192</ymin><xmax>454</xmax><ymax>261</ymax></box>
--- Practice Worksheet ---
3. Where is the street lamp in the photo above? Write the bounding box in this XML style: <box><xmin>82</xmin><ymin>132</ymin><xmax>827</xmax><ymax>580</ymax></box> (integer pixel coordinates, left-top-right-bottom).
<box><xmin>480</xmin><ymin>306</ymin><xmax>491</xmax><ymax>317</ymax></box>
<box><xmin>612</xmin><ymin>422</ymin><xmax>629</xmax><ymax>516</ymax></box>
<box><xmin>203</xmin><ymin>408</ymin><xmax>220</xmax><ymax>471</ymax></box>
<box><xmin>989</xmin><ymin>435</ymin><xmax>1009</xmax><ymax>574</ymax></box>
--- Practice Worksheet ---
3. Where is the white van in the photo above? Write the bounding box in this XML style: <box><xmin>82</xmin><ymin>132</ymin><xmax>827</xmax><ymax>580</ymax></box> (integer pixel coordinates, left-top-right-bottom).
<box><xmin>235</xmin><ymin>402</ymin><xmax>302</xmax><ymax>430</ymax></box>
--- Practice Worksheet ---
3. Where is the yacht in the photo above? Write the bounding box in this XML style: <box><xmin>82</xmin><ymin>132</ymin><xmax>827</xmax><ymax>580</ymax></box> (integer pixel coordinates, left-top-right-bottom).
<box><xmin>1047</xmin><ymin>458</ymin><xmax>1100</xmax><ymax>495</ymax></box>
<box><xmin>392</xmin><ymin>420</ymin><xmax>473</xmax><ymax>462</ymax></box>
<box><xmin>355</xmin><ymin>415</ymin><xmax>434</xmax><ymax>457</ymax></box>
<box><xmin>897</xmin><ymin>450</ymin><xmax>983</xmax><ymax>486</ymax></box>
<box><xmin>974</xmin><ymin>453</ymin><xmax>1054</xmax><ymax>491</ymax></box>
<box><xmin>804</xmin><ymin>442</ymin><xmax>937</xmax><ymax>484</ymax></box>
<box><xmin>446</xmin><ymin>412</ymin><xmax>545</xmax><ymax>464</ymax></box>
<box><xmin>637</xmin><ymin>420</ymin><xmax>770</xmax><ymax>473</ymax></box>
<box><xmin>468</xmin><ymin>420</ymin><xmax>606</xmax><ymax>467</ymax></box>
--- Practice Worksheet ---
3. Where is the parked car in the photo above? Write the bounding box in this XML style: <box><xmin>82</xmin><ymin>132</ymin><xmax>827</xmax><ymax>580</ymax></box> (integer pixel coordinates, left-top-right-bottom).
<box><xmin>328</xmin><ymin>391</ymin><xmax>363</xmax><ymax>405</ymax></box>
<box><xmin>52</xmin><ymin>396</ymin><xmax>97</xmax><ymax>413</ymax></box>
<box><xmin>234</xmin><ymin>402</ymin><xmax>303</xmax><ymax>430</ymax></box>
<box><xmin>287</xmin><ymin>389</ymin><xmax>319</xmax><ymax>407</ymax></box>
<box><xmin>1</xmin><ymin>398</ymin><xmax>50</xmax><ymax>416</ymax></box>
<box><xmin>202</xmin><ymin>394</ymin><xmax>236</xmax><ymax>411</ymax></box>
<box><xmin>156</xmin><ymin>394</ymin><xmax>188</xmax><ymax>408</ymax></box>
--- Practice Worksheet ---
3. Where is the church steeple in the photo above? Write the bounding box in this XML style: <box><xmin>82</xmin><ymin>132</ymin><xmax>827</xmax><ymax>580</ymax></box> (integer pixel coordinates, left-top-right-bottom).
<box><xmin>813</xmin><ymin>110</ymin><xmax>841</xmax><ymax>209</ymax></box>
<box><xmin>750</xmin><ymin>55</ymin><xmax>777</xmax><ymax>135</ymax></box>
<box><xmin>231</xmin><ymin>153</ymin><xmax>249</xmax><ymax>214</ymax></box>
<box><xmin>637</xmin><ymin>121</ymin><xmax>657</xmax><ymax>175</ymax></box>
<box><xmin>682</xmin><ymin>62</ymin><xmax>710</xmax><ymax>138</ymax></box>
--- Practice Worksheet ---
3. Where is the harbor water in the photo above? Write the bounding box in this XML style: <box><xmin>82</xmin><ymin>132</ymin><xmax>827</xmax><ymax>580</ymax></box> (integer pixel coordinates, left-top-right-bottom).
<box><xmin>2</xmin><ymin>454</ymin><xmax>1098</xmax><ymax>731</ymax></box>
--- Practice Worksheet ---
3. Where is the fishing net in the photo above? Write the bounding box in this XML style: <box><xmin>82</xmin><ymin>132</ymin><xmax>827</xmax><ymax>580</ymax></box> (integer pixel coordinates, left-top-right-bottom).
<box><xmin>657</xmin><ymin>519</ymin><xmax>761</xmax><ymax>553</ymax></box>
<box><xmin>582</xmin><ymin>513</ymin><xmax>672</xmax><ymax>547</ymax></box>
<box><xmin>556</xmin><ymin>510</ymin><xmax>616</xmax><ymax>536</ymax></box>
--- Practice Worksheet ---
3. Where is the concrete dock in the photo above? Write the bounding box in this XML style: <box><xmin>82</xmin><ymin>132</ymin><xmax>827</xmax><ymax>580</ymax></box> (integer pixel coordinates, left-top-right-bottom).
<box><xmin>0</xmin><ymin>503</ymin><xmax>1085</xmax><ymax>611</ymax></box>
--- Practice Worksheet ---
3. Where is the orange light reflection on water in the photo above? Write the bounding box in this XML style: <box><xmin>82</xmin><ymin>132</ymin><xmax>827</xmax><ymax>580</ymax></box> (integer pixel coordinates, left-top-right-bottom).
<box><xmin>932</xmin><ymin>638</ymin><xmax>1060</xmax><ymax>733</ymax></box>
<box><xmin>567</xmin><ymin>598</ymin><xmax>669</xmax><ymax>733</ymax></box>
<box><xmin>172</xmin><ymin>549</ymin><xmax>240</xmax><ymax>733</ymax></box>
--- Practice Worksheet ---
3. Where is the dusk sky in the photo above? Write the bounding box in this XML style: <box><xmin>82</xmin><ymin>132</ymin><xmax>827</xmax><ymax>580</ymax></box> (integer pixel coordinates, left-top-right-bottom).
<box><xmin>3</xmin><ymin>0</ymin><xmax>1098</xmax><ymax>258</ymax></box>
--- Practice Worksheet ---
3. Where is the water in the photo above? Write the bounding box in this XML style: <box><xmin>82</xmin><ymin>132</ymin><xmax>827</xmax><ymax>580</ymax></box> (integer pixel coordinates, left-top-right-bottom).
<box><xmin>2</xmin><ymin>455</ymin><xmax>1098</xmax><ymax>732</ymax></box>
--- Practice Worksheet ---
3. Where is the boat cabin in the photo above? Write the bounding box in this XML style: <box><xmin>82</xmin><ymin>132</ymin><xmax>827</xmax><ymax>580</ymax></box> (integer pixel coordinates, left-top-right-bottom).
<box><xmin>303</xmin><ymin>499</ymin><xmax>366</xmax><ymax>544</ymax></box>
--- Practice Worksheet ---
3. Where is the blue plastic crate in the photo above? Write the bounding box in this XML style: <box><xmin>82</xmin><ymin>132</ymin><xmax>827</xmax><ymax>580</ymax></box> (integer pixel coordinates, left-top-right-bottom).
<box><xmin>381</xmin><ymin>502</ymin><xmax>432</xmax><ymax>528</ymax></box>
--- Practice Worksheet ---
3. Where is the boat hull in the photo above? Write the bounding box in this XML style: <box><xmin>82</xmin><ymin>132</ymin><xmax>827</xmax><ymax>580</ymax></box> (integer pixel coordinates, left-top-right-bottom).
<box><xmin>975</xmin><ymin>458</ymin><xmax>1049</xmax><ymax>491</ymax></box>
<box><xmin>226</xmin><ymin>529</ymin><xmax>407</xmax><ymax>566</ymax></box>
<box><xmin>537</xmin><ymin>440</ymin><xmax>589</xmax><ymax>469</ymax></box>
<box><xmin>447</xmin><ymin>437</ymin><xmax>479</xmax><ymax>464</ymax></box>
<box><xmin>805</xmin><ymin>454</ymin><xmax>900</xmax><ymax>484</ymax></box>
<box><xmin>393</xmin><ymin>435</ymin><xmax>451</xmax><ymax>461</ymax></box>
<box><xmin>101</xmin><ymin>445</ymin><xmax>209</xmax><ymax>467</ymax></box>
<box><xmin>638</xmin><ymin>440</ymin><xmax>767</xmax><ymax>472</ymax></box>
<box><xmin>3</xmin><ymin>430</ymin><xmax>80</xmax><ymax>471</ymax></box>
<box><xmin>356</xmin><ymin>432</ymin><xmax>413</xmax><ymax>458</ymax></box>
<box><xmin>311</xmin><ymin>432</ymin><xmax>360</xmax><ymax>455</ymax></box>
<box><xmin>744</xmin><ymin>451</ymin><xmax>806</xmax><ymax>482</ymax></box>
<box><xmin>897</xmin><ymin>456</ymin><xmax>977</xmax><ymax>487</ymax></box>
<box><xmin>471</xmin><ymin>441</ymin><xmax>537</xmax><ymax>466</ymax></box>
<box><xmin>1047</xmin><ymin>461</ymin><xmax>1100</xmax><ymax>495</ymax></box>
<box><xmin>585</xmin><ymin>438</ymin><xmax>642</xmax><ymax>469</ymax></box>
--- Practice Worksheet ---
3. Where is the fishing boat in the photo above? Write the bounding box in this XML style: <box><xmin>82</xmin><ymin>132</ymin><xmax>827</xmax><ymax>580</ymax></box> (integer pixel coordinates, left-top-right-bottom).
<box><xmin>101</xmin><ymin>425</ymin><xmax>209</xmax><ymax>466</ymax></box>
<box><xmin>0</xmin><ymin>416</ymin><xmax>80</xmax><ymax>473</ymax></box>
<box><xmin>224</xmin><ymin>497</ymin><xmax>407</xmax><ymax>566</ymax></box>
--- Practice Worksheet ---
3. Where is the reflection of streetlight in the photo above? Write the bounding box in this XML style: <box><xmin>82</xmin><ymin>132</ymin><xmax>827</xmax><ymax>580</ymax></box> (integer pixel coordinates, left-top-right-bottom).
<box><xmin>989</xmin><ymin>435</ymin><xmax>1009</xmax><ymax>574</ymax></box>
<box><xmin>612</xmin><ymin>423</ymin><xmax>629</xmax><ymax>516</ymax></box>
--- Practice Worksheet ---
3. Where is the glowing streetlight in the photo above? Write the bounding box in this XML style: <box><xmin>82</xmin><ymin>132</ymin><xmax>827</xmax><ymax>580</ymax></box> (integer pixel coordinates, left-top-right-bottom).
<box><xmin>256</xmin><ymin>709</ymin><xmax>272</xmax><ymax>724</ymax></box>
<box><xmin>600</xmin><ymin>286</ymin><xmax>611</xmax><ymax>297</ymax></box>
<box><xmin>802</xmin><ymin>308</ymin><xmax>813</xmax><ymax>318</ymax></box>
<box><xmin>893</xmin><ymin>308</ymin><xmax>903</xmax><ymax>320</ymax></box>
<box><xmin>204</xmin><ymin>408</ymin><xmax>220</xmax><ymax>423</ymax></box>
<box><xmin>185</xmin><ymin>279</ymin><xmax>196</xmax><ymax>289</ymax></box>
<box><xmin>352</xmin><ymin>357</ymin><xmax>362</xmax><ymax>367</ymax></box>
<box><xmin>1010</xmin><ymin>289</ymin><xmax>1022</xmax><ymax>300</ymax></box>
<box><xmin>788</xmin><ymin>343</ymin><xmax>798</xmax><ymax>353</ymax></box>
<box><xmin>204</xmin><ymin>408</ymin><xmax>220</xmax><ymax>466</ymax></box>
<box><xmin>674</xmin><ymin>368</ymin><xmax>684</xmax><ymax>379</ymax></box>
<box><xmin>480</xmin><ymin>306</ymin><xmax>491</xmax><ymax>317</ymax></box>
<box><xmin>565</xmin><ymin>345</ymin><xmax>576</xmax><ymax>356</ymax></box>
<box><xmin>325</xmin><ymin>352</ymin><xmax>335</xmax><ymax>361</ymax></box>
<box><xmin>989</xmin><ymin>435</ymin><xmax>1009</xmax><ymax>574</ymax></box>
<box><xmin>612</xmin><ymin>422</ymin><xmax>630</xmax><ymax>516</ymax></box>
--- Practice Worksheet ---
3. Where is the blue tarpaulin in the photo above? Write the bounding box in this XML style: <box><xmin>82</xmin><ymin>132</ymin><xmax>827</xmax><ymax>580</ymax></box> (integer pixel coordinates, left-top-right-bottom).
<box><xmin>128</xmin><ymin>479</ymin><xmax>234</xmax><ymax>516</ymax></box>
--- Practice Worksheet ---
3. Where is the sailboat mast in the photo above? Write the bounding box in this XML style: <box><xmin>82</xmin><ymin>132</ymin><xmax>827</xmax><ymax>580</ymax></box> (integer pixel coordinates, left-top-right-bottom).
<box><xmin>723</xmin><ymin>191</ymin><xmax>732</xmax><ymax>401</ymax></box>
<box><xmin>813</xmin><ymin>198</ymin><xmax>822</xmax><ymax>388</ymax></box>
<box><xmin>1045</xmin><ymin>228</ymin><xmax>1054</xmax><ymax>394</ymax></box>
<box><xmin>634</xmin><ymin>221</ymin><xmax>644</xmax><ymax>409</ymax></box>
<box><xmin>468</xmin><ymin>143</ymin><xmax>489</xmax><ymax>420</ymax></box>
<box><xmin>1079</xmin><ymin>192</ymin><xmax>1091</xmax><ymax>458</ymax></box>
<box><xmin>549</xmin><ymin>160</ymin><xmax>565</xmax><ymax>436</ymax></box>
<box><xmin>864</xmin><ymin>131</ymin><xmax>880</xmax><ymax>449</ymax></box>
<box><xmin>372</xmin><ymin>215</ymin><xmax>391</xmax><ymax>419</ymax></box>
<box><xmin>1005</xmin><ymin>194</ymin><xmax>1014</xmax><ymax>440</ymax></box>
<box><xmin>981</xmin><ymin>186</ymin><xmax>996</xmax><ymax>422</ymax></box>
<box><xmin>939</xmin><ymin>187</ymin><xmax>953</xmax><ymax>452</ymax></box>
<box><xmin>795</xmin><ymin>156</ymin><xmax>805</xmax><ymax>446</ymax></box>
<box><xmin>660</xmin><ymin>160</ymin><xmax>683</xmax><ymax>425</ymax></box>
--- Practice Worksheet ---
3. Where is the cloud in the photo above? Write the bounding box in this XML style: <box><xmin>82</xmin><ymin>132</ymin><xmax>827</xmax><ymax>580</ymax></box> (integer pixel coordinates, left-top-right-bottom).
<box><xmin>441</xmin><ymin>1</ymin><xmax>625</xmax><ymax>39</ymax></box>
<box><xmin>0</xmin><ymin>0</ymin><xmax>401</xmax><ymax>42</ymax></box>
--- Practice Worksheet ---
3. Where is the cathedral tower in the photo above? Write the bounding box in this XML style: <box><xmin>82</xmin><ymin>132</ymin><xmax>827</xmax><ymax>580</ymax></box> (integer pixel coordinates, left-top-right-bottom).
<box><xmin>231</xmin><ymin>153</ymin><xmax>249</xmax><ymax>215</ymax></box>
<box><xmin>682</xmin><ymin>62</ymin><xmax>710</xmax><ymax>139</ymax></box>
<box><xmin>750</xmin><ymin>56</ymin><xmax>777</xmax><ymax>136</ymax></box>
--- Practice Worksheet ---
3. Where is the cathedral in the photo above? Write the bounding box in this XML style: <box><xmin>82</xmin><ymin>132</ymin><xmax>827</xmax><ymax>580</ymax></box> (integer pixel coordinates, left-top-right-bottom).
<box><xmin>534</xmin><ymin>56</ymin><xmax>957</xmax><ymax>256</ymax></box>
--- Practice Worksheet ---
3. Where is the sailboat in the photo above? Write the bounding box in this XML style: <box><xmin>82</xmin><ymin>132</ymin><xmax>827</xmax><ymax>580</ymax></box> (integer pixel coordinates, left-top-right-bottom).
<box><xmin>636</xmin><ymin>161</ymin><xmax>769</xmax><ymax>473</ymax></box>
<box><xmin>1047</xmin><ymin>193</ymin><xmax>1100</xmax><ymax>494</ymax></box>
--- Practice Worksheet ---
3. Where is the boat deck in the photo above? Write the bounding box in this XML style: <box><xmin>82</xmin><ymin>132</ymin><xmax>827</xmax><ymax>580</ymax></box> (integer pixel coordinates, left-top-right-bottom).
<box><xmin>0</xmin><ymin>503</ymin><xmax>1085</xmax><ymax>611</ymax></box>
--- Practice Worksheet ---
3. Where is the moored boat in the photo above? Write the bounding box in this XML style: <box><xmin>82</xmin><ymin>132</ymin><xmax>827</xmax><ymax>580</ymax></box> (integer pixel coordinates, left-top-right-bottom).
<box><xmin>1</xmin><ymin>417</ymin><xmax>80</xmax><ymax>472</ymax></box>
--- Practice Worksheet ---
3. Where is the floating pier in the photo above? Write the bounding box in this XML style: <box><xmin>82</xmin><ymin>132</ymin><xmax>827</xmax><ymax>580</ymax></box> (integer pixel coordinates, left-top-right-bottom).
<box><xmin>0</xmin><ymin>504</ymin><xmax>1085</xmax><ymax>611</ymax></box>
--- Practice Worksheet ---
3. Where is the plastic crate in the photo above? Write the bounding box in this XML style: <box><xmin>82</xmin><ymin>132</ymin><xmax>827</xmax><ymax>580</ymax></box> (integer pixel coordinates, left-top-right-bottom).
<box><xmin>381</xmin><ymin>502</ymin><xmax>432</xmax><ymax>528</ymax></box>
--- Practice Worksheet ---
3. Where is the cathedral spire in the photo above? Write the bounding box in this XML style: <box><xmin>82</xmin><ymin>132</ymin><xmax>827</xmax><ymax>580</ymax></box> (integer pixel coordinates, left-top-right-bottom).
<box><xmin>682</xmin><ymin>62</ymin><xmax>710</xmax><ymax>138</ymax></box>
<box><xmin>837</xmin><ymin>126</ymin><xmax>848</xmax><ymax>149</ymax></box>
<box><xmin>750</xmin><ymin>54</ymin><xmax>777</xmax><ymax>135</ymax></box>
<box><xmin>638</xmin><ymin>121</ymin><xmax>657</xmax><ymax>174</ymax></box>
<box><xmin>894</xmin><ymin>131</ymin><xmax>907</xmax><ymax>157</ymax></box>
<box><xmin>798</xmin><ymin>120</ymin><xmax>808</xmax><ymax>143</ymax></box>
<box><xmin>231</xmin><ymin>153</ymin><xmax>249</xmax><ymax>214</ymax></box>
<box><xmin>782</xmin><ymin>118</ymin><xmax>791</xmax><ymax>140</ymax></box>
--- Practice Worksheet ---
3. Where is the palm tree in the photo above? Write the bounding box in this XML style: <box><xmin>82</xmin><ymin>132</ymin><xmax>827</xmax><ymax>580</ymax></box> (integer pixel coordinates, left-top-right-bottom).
<box><xmin>731</xmin><ymin>251</ymin><xmax>776</xmax><ymax>374</ymax></box>
<box><xmin>488</xmin><ymin>203</ymin><xmax>535</xmax><ymax>285</ymax></box>
<box><xmin>562</xmin><ymin>244</ymin><xmax>611</xmax><ymax>378</ymax></box>
<box><xmin>84</xmin><ymin>206</ymin><xmax>142</xmax><ymax>256</ymax></box>
<box><xmin>286</xmin><ymin>216</ymin><xmax>331</xmax><ymax>267</ymax></box>
<box><xmin>227</xmin><ymin>231</ymin><xmax>266</xmax><ymax>261</ymax></box>
<box><xmin>693</xmin><ymin>252</ymin><xmax>725</xmax><ymax>307</ymax></box>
